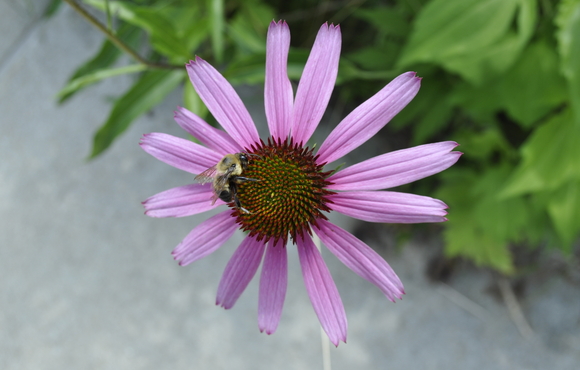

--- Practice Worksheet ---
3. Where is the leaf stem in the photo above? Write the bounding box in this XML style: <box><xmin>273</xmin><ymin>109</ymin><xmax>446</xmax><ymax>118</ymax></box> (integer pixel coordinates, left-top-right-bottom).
<box><xmin>63</xmin><ymin>0</ymin><xmax>182</xmax><ymax>70</ymax></box>
<box><xmin>104</xmin><ymin>0</ymin><xmax>112</xmax><ymax>31</ymax></box>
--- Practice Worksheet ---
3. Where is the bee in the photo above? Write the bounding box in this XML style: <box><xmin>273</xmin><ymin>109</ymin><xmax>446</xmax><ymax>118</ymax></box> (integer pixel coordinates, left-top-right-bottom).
<box><xmin>194</xmin><ymin>153</ymin><xmax>259</xmax><ymax>213</ymax></box>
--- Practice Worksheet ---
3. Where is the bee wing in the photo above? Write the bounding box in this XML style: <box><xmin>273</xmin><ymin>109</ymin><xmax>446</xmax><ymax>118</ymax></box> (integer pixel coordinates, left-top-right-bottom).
<box><xmin>213</xmin><ymin>163</ymin><xmax>238</xmax><ymax>190</ymax></box>
<box><xmin>213</xmin><ymin>173</ymin><xmax>230</xmax><ymax>191</ymax></box>
<box><xmin>210</xmin><ymin>190</ymin><xmax>220</xmax><ymax>205</ymax></box>
<box><xmin>194</xmin><ymin>166</ymin><xmax>218</xmax><ymax>184</ymax></box>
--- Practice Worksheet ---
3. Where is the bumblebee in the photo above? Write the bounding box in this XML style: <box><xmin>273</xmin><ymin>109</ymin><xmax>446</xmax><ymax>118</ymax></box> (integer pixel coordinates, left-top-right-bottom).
<box><xmin>194</xmin><ymin>153</ymin><xmax>258</xmax><ymax>213</ymax></box>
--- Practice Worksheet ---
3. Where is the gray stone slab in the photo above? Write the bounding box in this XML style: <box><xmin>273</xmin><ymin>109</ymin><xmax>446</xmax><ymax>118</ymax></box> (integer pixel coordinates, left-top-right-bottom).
<box><xmin>1</xmin><ymin>4</ymin><xmax>578</xmax><ymax>370</ymax></box>
<box><xmin>0</xmin><ymin>1</ymin><xmax>50</xmax><ymax>70</ymax></box>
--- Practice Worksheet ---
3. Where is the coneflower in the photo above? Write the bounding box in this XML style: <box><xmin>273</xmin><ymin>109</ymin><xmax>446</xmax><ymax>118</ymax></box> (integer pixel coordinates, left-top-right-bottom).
<box><xmin>140</xmin><ymin>21</ymin><xmax>461</xmax><ymax>346</ymax></box>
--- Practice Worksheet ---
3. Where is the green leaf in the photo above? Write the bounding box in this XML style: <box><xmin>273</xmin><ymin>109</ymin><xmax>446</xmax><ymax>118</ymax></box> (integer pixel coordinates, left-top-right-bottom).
<box><xmin>398</xmin><ymin>0</ymin><xmax>536</xmax><ymax>84</ymax></box>
<box><xmin>411</xmin><ymin>101</ymin><xmax>453</xmax><ymax>144</ymax></box>
<box><xmin>90</xmin><ymin>70</ymin><xmax>185</xmax><ymax>158</ymax></box>
<box><xmin>501</xmin><ymin>108</ymin><xmax>580</xmax><ymax>196</ymax></box>
<box><xmin>546</xmin><ymin>179</ymin><xmax>580</xmax><ymax>248</ymax></box>
<box><xmin>493</xmin><ymin>41</ymin><xmax>567</xmax><ymax>127</ymax></box>
<box><xmin>399</xmin><ymin>0</ymin><xmax>518</xmax><ymax>63</ymax></box>
<box><xmin>224</xmin><ymin>49</ymin><xmax>309</xmax><ymax>85</ymax></box>
<box><xmin>228</xmin><ymin>0</ymin><xmax>274</xmax><ymax>54</ymax></box>
<box><xmin>354</xmin><ymin>6</ymin><xmax>411</xmax><ymax>38</ymax></box>
<box><xmin>440</xmin><ymin>34</ymin><xmax>521</xmax><ymax>85</ymax></box>
<box><xmin>223</xmin><ymin>53</ymin><xmax>266</xmax><ymax>85</ymax></box>
<box><xmin>336</xmin><ymin>58</ymin><xmax>397</xmax><ymax>84</ymax></box>
<box><xmin>437</xmin><ymin>168</ymin><xmax>516</xmax><ymax>273</ymax></box>
<box><xmin>58</xmin><ymin>23</ymin><xmax>140</xmax><ymax>103</ymax></box>
<box><xmin>447</xmin><ymin>79</ymin><xmax>499</xmax><ymax>122</ymax></box>
<box><xmin>43</xmin><ymin>0</ymin><xmax>62</xmax><ymax>18</ymax></box>
<box><xmin>183</xmin><ymin>80</ymin><xmax>208</xmax><ymax>119</ymax></box>
<box><xmin>556</xmin><ymin>0</ymin><xmax>580</xmax><ymax>124</ymax></box>
<box><xmin>444</xmin><ymin>216</ymin><xmax>514</xmax><ymax>273</ymax></box>
<box><xmin>58</xmin><ymin>64</ymin><xmax>147</xmax><ymax>101</ymax></box>
<box><xmin>209</xmin><ymin>0</ymin><xmax>225</xmax><ymax>63</ymax></box>
<box><xmin>181</xmin><ymin>18</ymin><xmax>210</xmax><ymax>55</ymax></box>
<box><xmin>156</xmin><ymin>2</ymin><xmax>209</xmax><ymax>53</ymax></box>
<box><xmin>437</xmin><ymin>162</ymin><xmax>552</xmax><ymax>272</ymax></box>
<box><xmin>391</xmin><ymin>71</ymin><xmax>455</xmax><ymax>143</ymax></box>
<box><xmin>286</xmin><ymin>50</ymin><xmax>310</xmax><ymax>80</ymax></box>
<box><xmin>471</xmin><ymin>165</ymin><xmax>532</xmax><ymax>243</ymax></box>
<box><xmin>344</xmin><ymin>46</ymin><xmax>398</xmax><ymax>71</ymax></box>
<box><xmin>448</xmin><ymin>41</ymin><xmax>567</xmax><ymax>128</ymax></box>
<box><xmin>85</xmin><ymin>0</ymin><xmax>191</xmax><ymax>60</ymax></box>
<box><xmin>348</xmin><ymin>4</ymin><xmax>412</xmax><ymax>74</ymax></box>
<box><xmin>453</xmin><ymin>127</ymin><xmax>514</xmax><ymax>162</ymax></box>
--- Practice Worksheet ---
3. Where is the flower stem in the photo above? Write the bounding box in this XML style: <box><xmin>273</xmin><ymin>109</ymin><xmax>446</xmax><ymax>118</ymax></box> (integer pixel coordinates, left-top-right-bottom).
<box><xmin>313</xmin><ymin>233</ymin><xmax>332</xmax><ymax>370</ymax></box>
<box><xmin>63</xmin><ymin>0</ymin><xmax>182</xmax><ymax>70</ymax></box>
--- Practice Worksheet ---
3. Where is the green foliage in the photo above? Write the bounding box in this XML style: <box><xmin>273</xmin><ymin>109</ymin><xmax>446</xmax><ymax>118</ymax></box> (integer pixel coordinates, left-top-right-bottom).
<box><xmin>90</xmin><ymin>69</ymin><xmax>184</xmax><ymax>158</ymax></box>
<box><xmin>437</xmin><ymin>167</ymin><xmax>521</xmax><ymax>274</ymax></box>
<box><xmin>502</xmin><ymin>109</ymin><xmax>580</xmax><ymax>196</ymax></box>
<box><xmin>58</xmin><ymin>23</ymin><xmax>142</xmax><ymax>103</ymax></box>
<box><xmin>209</xmin><ymin>0</ymin><xmax>225</xmax><ymax>63</ymax></box>
<box><xmin>394</xmin><ymin>0</ymin><xmax>579</xmax><ymax>269</ymax></box>
<box><xmin>398</xmin><ymin>0</ymin><xmax>536</xmax><ymax>85</ymax></box>
<box><xmin>43</xmin><ymin>0</ymin><xmax>63</xmax><ymax>17</ymax></box>
<box><xmin>556</xmin><ymin>0</ymin><xmax>580</xmax><ymax>124</ymax></box>
<box><xmin>63</xmin><ymin>0</ymin><xmax>579</xmax><ymax>271</ymax></box>
<box><xmin>59</xmin><ymin>64</ymin><xmax>147</xmax><ymax>103</ymax></box>
<box><xmin>183</xmin><ymin>79</ymin><xmax>208</xmax><ymax>119</ymax></box>
<box><xmin>547</xmin><ymin>179</ymin><xmax>580</xmax><ymax>248</ymax></box>
<box><xmin>85</xmin><ymin>0</ymin><xmax>193</xmax><ymax>60</ymax></box>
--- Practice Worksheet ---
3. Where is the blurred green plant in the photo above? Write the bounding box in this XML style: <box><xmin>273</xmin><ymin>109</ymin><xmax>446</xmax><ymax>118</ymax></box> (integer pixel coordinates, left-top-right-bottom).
<box><xmin>60</xmin><ymin>0</ymin><xmax>579</xmax><ymax>272</ymax></box>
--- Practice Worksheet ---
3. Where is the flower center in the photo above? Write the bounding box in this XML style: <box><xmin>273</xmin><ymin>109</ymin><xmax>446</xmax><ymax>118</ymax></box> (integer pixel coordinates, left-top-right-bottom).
<box><xmin>232</xmin><ymin>137</ymin><xmax>334</xmax><ymax>245</ymax></box>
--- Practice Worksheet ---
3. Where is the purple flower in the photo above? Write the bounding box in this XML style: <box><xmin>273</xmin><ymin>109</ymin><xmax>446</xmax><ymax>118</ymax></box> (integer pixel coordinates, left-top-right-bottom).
<box><xmin>140</xmin><ymin>21</ymin><xmax>461</xmax><ymax>346</ymax></box>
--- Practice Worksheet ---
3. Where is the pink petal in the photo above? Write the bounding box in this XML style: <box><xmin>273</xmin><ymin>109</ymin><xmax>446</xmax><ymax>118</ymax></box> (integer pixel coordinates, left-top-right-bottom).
<box><xmin>174</xmin><ymin>107</ymin><xmax>241</xmax><ymax>155</ymax></box>
<box><xmin>258</xmin><ymin>239</ymin><xmax>288</xmax><ymax>334</ymax></box>
<box><xmin>314</xmin><ymin>219</ymin><xmax>404</xmax><ymax>302</ymax></box>
<box><xmin>186</xmin><ymin>57</ymin><xmax>260</xmax><ymax>149</ymax></box>
<box><xmin>216</xmin><ymin>235</ymin><xmax>266</xmax><ymax>309</ymax></box>
<box><xmin>140</xmin><ymin>133</ymin><xmax>221</xmax><ymax>174</ymax></box>
<box><xmin>142</xmin><ymin>184</ymin><xmax>224</xmax><ymax>218</ymax></box>
<box><xmin>328</xmin><ymin>191</ymin><xmax>448</xmax><ymax>223</ymax></box>
<box><xmin>317</xmin><ymin>72</ymin><xmax>421</xmax><ymax>164</ymax></box>
<box><xmin>296</xmin><ymin>235</ymin><xmax>347</xmax><ymax>346</ymax></box>
<box><xmin>265</xmin><ymin>20</ymin><xmax>293</xmax><ymax>140</ymax></box>
<box><xmin>172</xmin><ymin>210</ymin><xmax>237</xmax><ymax>266</ymax></box>
<box><xmin>328</xmin><ymin>141</ymin><xmax>461</xmax><ymax>191</ymax></box>
<box><xmin>291</xmin><ymin>23</ymin><xmax>341</xmax><ymax>145</ymax></box>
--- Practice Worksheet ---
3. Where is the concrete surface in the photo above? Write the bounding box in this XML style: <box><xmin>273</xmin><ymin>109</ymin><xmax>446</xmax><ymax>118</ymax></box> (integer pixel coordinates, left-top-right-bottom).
<box><xmin>1</xmin><ymin>2</ymin><xmax>579</xmax><ymax>369</ymax></box>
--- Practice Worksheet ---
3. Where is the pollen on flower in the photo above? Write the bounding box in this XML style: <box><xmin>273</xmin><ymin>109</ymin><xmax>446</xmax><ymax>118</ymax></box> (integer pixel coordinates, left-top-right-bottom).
<box><xmin>232</xmin><ymin>137</ymin><xmax>335</xmax><ymax>245</ymax></box>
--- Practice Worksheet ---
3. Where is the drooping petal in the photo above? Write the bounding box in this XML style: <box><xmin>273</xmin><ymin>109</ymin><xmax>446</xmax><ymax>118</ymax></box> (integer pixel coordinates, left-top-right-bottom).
<box><xmin>296</xmin><ymin>235</ymin><xmax>347</xmax><ymax>346</ymax></box>
<box><xmin>314</xmin><ymin>219</ymin><xmax>404</xmax><ymax>302</ymax></box>
<box><xmin>140</xmin><ymin>133</ymin><xmax>221</xmax><ymax>174</ymax></box>
<box><xmin>174</xmin><ymin>107</ymin><xmax>241</xmax><ymax>155</ymax></box>
<box><xmin>172</xmin><ymin>210</ymin><xmax>237</xmax><ymax>266</ymax></box>
<box><xmin>143</xmin><ymin>184</ymin><xmax>224</xmax><ymax>218</ymax></box>
<box><xmin>317</xmin><ymin>72</ymin><xmax>421</xmax><ymax>164</ymax></box>
<box><xmin>291</xmin><ymin>23</ymin><xmax>341</xmax><ymax>145</ymax></box>
<box><xmin>216</xmin><ymin>235</ymin><xmax>266</xmax><ymax>309</ymax></box>
<box><xmin>265</xmin><ymin>20</ymin><xmax>293</xmax><ymax>140</ymax></box>
<box><xmin>258</xmin><ymin>239</ymin><xmax>288</xmax><ymax>334</ymax></box>
<box><xmin>328</xmin><ymin>141</ymin><xmax>461</xmax><ymax>191</ymax></box>
<box><xmin>328</xmin><ymin>191</ymin><xmax>448</xmax><ymax>224</ymax></box>
<box><xmin>186</xmin><ymin>57</ymin><xmax>260</xmax><ymax>148</ymax></box>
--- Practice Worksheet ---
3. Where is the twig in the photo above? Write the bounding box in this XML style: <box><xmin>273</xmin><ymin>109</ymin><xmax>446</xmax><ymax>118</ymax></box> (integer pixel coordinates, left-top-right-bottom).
<box><xmin>497</xmin><ymin>277</ymin><xmax>535</xmax><ymax>340</ymax></box>
<box><xmin>63</xmin><ymin>0</ymin><xmax>182</xmax><ymax>70</ymax></box>
<box><xmin>437</xmin><ymin>283</ymin><xmax>491</xmax><ymax>322</ymax></box>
